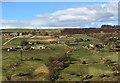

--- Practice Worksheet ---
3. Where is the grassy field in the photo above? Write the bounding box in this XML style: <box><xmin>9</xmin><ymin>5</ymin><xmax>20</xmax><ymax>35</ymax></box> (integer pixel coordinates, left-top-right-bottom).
<box><xmin>1</xmin><ymin>29</ymin><xmax>61</xmax><ymax>33</ymax></box>
<box><xmin>2</xmin><ymin>43</ymin><xmax>70</xmax><ymax>81</ymax></box>
<box><xmin>2</xmin><ymin>36</ymin><xmax>50</xmax><ymax>48</ymax></box>
<box><xmin>57</xmin><ymin>35</ymin><xmax>119</xmax><ymax>81</ymax></box>
<box><xmin>2</xmin><ymin>36</ymin><xmax>13</xmax><ymax>45</ymax></box>
<box><xmin>2</xmin><ymin>33</ymin><xmax>119</xmax><ymax>81</ymax></box>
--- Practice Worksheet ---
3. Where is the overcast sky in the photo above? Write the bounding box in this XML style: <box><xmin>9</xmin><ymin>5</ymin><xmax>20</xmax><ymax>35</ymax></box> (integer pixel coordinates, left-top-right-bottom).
<box><xmin>1</xmin><ymin>2</ymin><xmax>118</xmax><ymax>29</ymax></box>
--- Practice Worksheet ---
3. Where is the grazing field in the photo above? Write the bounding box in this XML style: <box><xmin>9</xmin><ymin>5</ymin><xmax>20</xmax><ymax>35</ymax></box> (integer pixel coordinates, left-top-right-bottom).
<box><xmin>1</xmin><ymin>28</ymin><xmax>61</xmax><ymax>33</ymax></box>
<box><xmin>57</xmin><ymin>41</ymin><xmax>118</xmax><ymax>81</ymax></box>
<box><xmin>2</xmin><ymin>44</ymin><xmax>69</xmax><ymax>81</ymax></box>
<box><xmin>2</xmin><ymin>36</ymin><xmax>13</xmax><ymax>45</ymax></box>
<box><xmin>1</xmin><ymin>31</ymin><xmax>119</xmax><ymax>82</ymax></box>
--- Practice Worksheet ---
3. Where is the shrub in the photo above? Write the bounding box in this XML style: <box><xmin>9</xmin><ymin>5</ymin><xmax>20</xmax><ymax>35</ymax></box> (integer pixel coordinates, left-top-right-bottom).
<box><xmin>99</xmin><ymin>74</ymin><xmax>110</xmax><ymax>78</ymax></box>
<box><xmin>104</xmin><ymin>59</ymin><xmax>115</xmax><ymax>66</ymax></box>
<box><xmin>113</xmin><ymin>71</ymin><xmax>119</xmax><ymax>76</ymax></box>
<box><xmin>63</xmin><ymin>62</ymin><xmax>69</xmax><ymax>68</ymax></box>
<box><xmin>69</xmin><ymin>57</ymin><xmax>77</xmax><ymax>61</ymax></box>
<box><xmin>82</xmin><ymin>61</ymin><xmax>88</xmax><ymax>64</ymax></box>
<box><xmin>85</xmin><ymin>75</ymin><xmax>93</xmax><ymax>79</ymax></box>
<box><xmin>20</xmin><ymin>40</ymin><xmax>28</xmax><ymax>46</ymax></box>
<box><xmin>33</xmin><ymin>58</ymin><xmax>43</xmax><ymax>61</ymax></box>
<box><xmin>16</xmin><ymin>72</ymin><xmax>31</xmax><ymax>76</ymax></box>
<box><xmin>112</xmin><ymin>65</ymin><xmax>118</xmax><ymax>71</ymax></box>
<box><xmin>83</xmin><ymin>75</ymin><xmax>93</xmax><ymax>80</ymax></box>
<box><xmin>70</xmin><ymin>72</ymin><xmax>76</xmax><ymax>75</ymax></box>
<box><xmin>76</xmin><ymin>73</ymin><xmax>82</xmax><ymax>77</ymax></box>
<box><xmin>46</xmin><ymin>53</ymin><xmax>71</xmax><ymax>82</ymax></box>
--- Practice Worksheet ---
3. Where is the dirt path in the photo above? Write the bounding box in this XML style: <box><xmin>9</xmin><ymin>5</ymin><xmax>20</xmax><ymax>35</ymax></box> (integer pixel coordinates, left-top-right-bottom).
<box><xmin>3</xmin><ymin>36</ymin><xmax>18</xmax><ymax>45</ymax></box>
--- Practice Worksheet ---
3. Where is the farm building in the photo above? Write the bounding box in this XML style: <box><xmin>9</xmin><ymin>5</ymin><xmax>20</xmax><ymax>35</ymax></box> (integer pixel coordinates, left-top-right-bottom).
<box><xmin>2</xmin><ymin>32</ymin><xmax>23</xmax><ymax>36</ymax></box>
<box><xmin>2</xmin><ymin>32</ymin><xmax>12</xmax><ymax>36</ymax></box>
<box><xmin>31</xmin><ymin>45</ymin><xmax>46</xmax><ymax>50</ymax></box>
<box><xmin>10</xmin><ymin>33</ymin><xmax>18</xmax><ymax>36</ymax></box>
<box><xmin>5</xmin><ymin>47</ymin><xmax>21</xmax><ymax>51</ymax></box>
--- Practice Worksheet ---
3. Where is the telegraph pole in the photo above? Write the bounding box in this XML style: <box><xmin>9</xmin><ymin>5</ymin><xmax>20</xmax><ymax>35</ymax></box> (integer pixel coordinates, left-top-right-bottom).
<box><xmin>20</xmin><ymin>49</ymin><xmax>23</xmax><ymax>61</ymax></box>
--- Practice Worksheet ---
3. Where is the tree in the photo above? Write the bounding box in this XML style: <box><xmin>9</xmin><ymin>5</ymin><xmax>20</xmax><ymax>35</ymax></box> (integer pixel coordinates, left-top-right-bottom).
<box><xmin>20</xmin><ymin>50</ymin><xmax>23</xmax><ymax>61</ymax></box>
<box><xmin>75</xmin><ymin>38</ymin><xmax>80</xmax><ymax>42</ymax></box>
<box><xmin>101</xmin><ymin>25</ymin><xmax>112</xmax><ymax>28</ymax></box>
<box><xmin>20</xmin><ymin>40</ymin><xmax>28</xmax><ymax>46</ymax></box>
<box><xmin>20</xmin><ymin>40</ymin><xmax>28</xmax><ymax>61</ymax></box>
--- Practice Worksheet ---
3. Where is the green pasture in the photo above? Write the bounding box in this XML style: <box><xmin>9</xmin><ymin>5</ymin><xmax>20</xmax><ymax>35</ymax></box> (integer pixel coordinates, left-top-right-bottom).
<box><xmin>1</xmin><ymin>29</ymin><xmax>61</xmax><ymax>33</ymax></box>
<box><xmin>2</xmin><ymin>44</ymin><xmax>69</xmax><ymax>80</ymax></box>
<box><xmin>2</xmin><ymin>33</ymin><xmax>119</xmax><ymax>81</ymax></box>
<box><xmin>57</xmin><ymin>34</ymin><xmax>119</xmax><ymax>81</ymax></box>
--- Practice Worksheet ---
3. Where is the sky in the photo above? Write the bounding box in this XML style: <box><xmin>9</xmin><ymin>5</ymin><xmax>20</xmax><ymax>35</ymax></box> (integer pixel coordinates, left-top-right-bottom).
<box><xmin>1</xmin><ymin>2</ymin><xmax>118</xmax><ymax>29</ymax></box>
